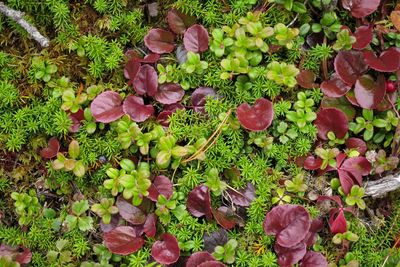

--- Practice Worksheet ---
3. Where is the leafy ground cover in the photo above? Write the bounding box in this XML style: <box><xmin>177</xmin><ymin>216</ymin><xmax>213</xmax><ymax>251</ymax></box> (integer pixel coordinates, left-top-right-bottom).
<box><xmin>2</xmin><ymin>0</ymin><xmax>400</xmax><ymax>266</ymax></box>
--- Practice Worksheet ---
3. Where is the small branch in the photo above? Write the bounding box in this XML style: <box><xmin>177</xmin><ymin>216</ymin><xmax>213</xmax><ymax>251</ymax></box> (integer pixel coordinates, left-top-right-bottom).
<box><xmin>364</xmin><ymin>173</ymin><xmax>400</xmax><ymax>198</ymax></box>
<box><xmin>0</xmin><ymin>2</ymin><xmax>49</xmax><ymax>47</ymax></box>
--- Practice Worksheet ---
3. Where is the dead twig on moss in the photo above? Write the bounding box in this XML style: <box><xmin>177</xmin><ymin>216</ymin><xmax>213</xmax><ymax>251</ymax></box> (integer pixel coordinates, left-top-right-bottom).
<box><xmin>0</xmin><ymin>2</ymin><xmax>49</xmax><ymax>47</ymax></box>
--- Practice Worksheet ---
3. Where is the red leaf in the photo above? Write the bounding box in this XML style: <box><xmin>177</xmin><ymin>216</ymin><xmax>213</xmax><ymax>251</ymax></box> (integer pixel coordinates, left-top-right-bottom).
<box><xmin>124</xmin><ymin>58</ymin><xmax>140</xmax><ymax>83</ymax></box>
<box><xmin>296</xmin><ymin>70</ymin><xmax>318</xmax><ymax>89</ymax></box>
<box><xmin>376</xmin><ymin>91</ymin><xmax>398</xmax><ymax>111</ymax></box>
<box><xmin>191</xmin><ymin>87</ymin><xmax>218</xmax><ymax>113</ymax></box>
<box><xmin>187</xmin><ymin>185</ymin><xmax>213</xmax><ymax>220</ymax></box>
<box><xmin>204</xmin><ymin>229</ymin><xmax>228</xmax><ymax>253</ymax></box>
<box><xmin>329</xmin><ymin>209</ymin><xmax>347</xmax><ymax>234</ymax></box>
<box><xmin>68</xmin><ymin>109</ymin><xmax>85</xmax><ymax>133</ymax></box>
<box><xmin>116</xmin><ymin>196</ymin><xmax>146</xmax><ymax>225</ymax></box>
<box><xmin>340</xmin><ymin>156</ymin><xmax>371</xmax><ymax>177</ymax></box>
<box><xmin>303</xmin><ymin>218</ymin><xmax>324</xmax><ymax>247</ymax></box>
<box><xmin>352</xmin><ymin>25</ymin><xmax>373</xmax><ymax>50</ymax></box>
<box><xmin>212</xmin><ymin>207</ymin><xmax>237</xmax><ymax>230</ymax></box>
<box><xmin>263</xmin><ymin>204</ymin><xmax>311</xmax><ymax>248</ymax></box>
<box><xmin>157</xmin><ymin>104</ymin><xmax>185</xmax><ymax>127</ymax></box>
<box><xmin>226</xmin><ymin>183</ymin><xmax>256</xmax><ymax>207</ymax></box>
<box><xmin>300</xmin><ymin>251</ymin><xmax>328</xmax><ymax>267</ymax></box>
<box><xmin>363</xmin><ymin>48</ymin><xmax>400</xmax><ymax>72</ymax></box>
<box><xmin>122</xmin><ymin>95</ymin><xmax>154</xmax><ymax>122</ymax></box>
<box><xmin>315</xmin><ymin>108</ymin><xmax>349</xmax><ymax>140</ymax></box>
<box><xmin>354</xmin><ymin>74</ymin><xmax>386</xmax><ymax>109</ymax></box>
<box><xmin>144</xmin><ymin>28</ymin><xmax>176</xmax><ymax>54</ymax></box>
<box><xmin>345</xmin><ymin>138</ymin><xmax>367</xmax><ymax>155</ymax></box>
<box><xmin>274</xmin><ymin>242</ymin><xmax>307</xmax><ymax>267</ymax></box>
<box><xmin>147</xmin><ymin>175</ymin><xmax>173</xmax><ymax>201</ymax></box>
<box><xmin>90</xmin><ymin>91</ymin><xmax>125</xmax><ymax>123</ymax></box>
<box><xmin>334</xmin><ymin>50</ymin><xmax>368</xmax><ymax>86</ymax></box>
<box><xmin>237</xmin><ymin>98</ymin><xmax>274</xmax><ymax>131</ymax></box>
<box><xmin>40</xmin><ymin>137</ymin><xmax>60</xmax><ymax>159</ymax></box>
<box><xmin>0</xmin><ymin>244</ymin><xmax>32</xmax><ymax>264</ymax></box>
<box><xmin>342</xmin><ymin>0</ymin><xmax>380</xmax><ymax>18</ymax></box>
<box><xmin>303</xmin><ymin>155</ymin><xmax>323</xmax><ymax>170</ymax></box>
<box><xmin>167</xmin><ymin>8</ymin><xmax>196</xmax><ymax>35</ymax></box>
<box><xmin>321</xmin><ymin>96</ymin><xmax>356</xmax><ymax>121</ymax></box>
<box><xmin>151</xmin><ymin>233</ymin><xmax>180</xmax><ymax>265</ymax></box>
<box><xmin>103</xmin><ymin>226</ymin><xmax>145</xmax><ymax>255</ymax></box>
<box><xmin>183</xmin><ymin>24</ymin><xmax>209</xmax><ymax>53</ymax></box>
<box><xmin>143</xmin><ymin>213</ymin><xmax>157</xmax><ymax>237</ymax></box>
<box><xmin>186</xmin><ymin>252</ymin><xmax>217</xmax><ymax>267</ymax></box>
<box><xmin>154</xmin><ymin>83</ymin><xmax>185</xmax><ymax>104</ymax></box>
<box><xmin>320</xmin><ymin>74</ymin><xmax>352</xmax><ymax>98</ymax></box>
<box><xmin>133</xmin><ymin>64</ymin><xmax>158</xmax><ymax>96</ymax></box>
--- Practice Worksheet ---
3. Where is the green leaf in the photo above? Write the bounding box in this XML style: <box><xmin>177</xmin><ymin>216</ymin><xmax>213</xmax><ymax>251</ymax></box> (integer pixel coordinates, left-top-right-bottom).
<box><xmin>72</xmin><ymin>200</ymin><xmax>89</xmax><ymax>216</ymax></box>
<box><xmin>68</xmin><ymin>140</ymin><xmax>80</xmax><ymax>159</ymax></box>
<box><xmin>78</xmin><ymin>216</ymin><xmax>93</xmax><ymax>231</ymax></box>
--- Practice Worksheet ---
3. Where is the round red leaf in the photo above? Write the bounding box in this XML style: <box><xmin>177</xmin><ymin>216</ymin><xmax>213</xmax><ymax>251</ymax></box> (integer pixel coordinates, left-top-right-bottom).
<box><xmin>154</xmin><ymin>83</ymin><xmax>185</xmax><ymax>104</ymax></box>
<box><xmin>183</xmin><ymin>24</ymin><xmax>209</xmax><ymax>53</ymax></box>
<box><xmin>90</xmin><ymin>91</ymin><xmax>125</xmax><ymax>123</ymax></box>
<box><xmin>122</xmin><ymin>95</ymin><xmax>154</xmax><ymax>122</ymax></box>
<box><xmin>274</xmin><ymin>242</ymin><xmax>307</xmax><ymax>267</ymax></box>
<box><xmin>116</xmin><ymin>196</ymin><xmax>146</xmax><ymax>225</ymax></box>
<box><xmin>321</xmin><ymin>96</ymin><xmax>356</xmax><ymax>121</ymax></box>
<box><xmin>352</xmin><ymin>25</ymin><xmax>373</xmax><ymax>50</ymax></box>
<box><xmin>342</xmin><ymin>0</ymin><xmax>380</xmax><ymax>18</ymax></box>
<box><xmin>363</xmin><ymin>48</ymin><xmax>400</xmax><ymax>72</ymax></box>
<box><xmin>167</xmin><ymin>8</ymin><xmax>196</xmax><ymax>35</ymax></box>
<box><xmin>103</xmin><ymin>226</ymin><xmax>145</xmax><ymax>255</ymax></box>
<box><xmin>334</xmin><ymin>50</ymin><xmax>368</xmax><ymax>86</ymax></box>
<box><xmin>40</xmin><ymin>137</ymin><xmax>60</xmax><ymax>159</ymax></box>
<box><xmin>133</xmin><ymin>64</ymin><xmax>158</xmax><ymax>96</ymax></box>
<box><xmin>320</xmin><ymin>74</ymin><xmax>352</xmax><ymax>98</ymax></box>
<box><xmin>151</xmin><ymin>233</ymin><xmax>180</xmax><ymax>265</ymax></box>
<box><xmin>303</xmin><ymin>155</ymin><xmax>323</xmax><ymax>170</ymax></box>
<box><xmin>315</xmin><ymin>108</ymin><xmax>349</xmax><ymax>140</ymax></box>
<box><xmin>147</xmin><ymin>175</ymin><xmax>173</xmax><ymax>201</ymax></box>
<box><xmin>212</xmin><ymin>207</ymin><xmax>237</xmax><ymax>230</ymax></box>
<box><xmin>354</xmin><ymin>74</ymin><xmax>386</xmax><ymax>109</ymax></box>
<box><xmin>226</xmin><ymin>183</ymin><xmax>256</xmax><ymax>207</ymax></box>
<box><xmin>192</xmin><ymin>87</ymin><xmax>218</xmax><ymax>112</ymax></box>
<box><xmin>144</xmin><ymin>28</ymin><xmax>176</xmax><ymax>54</ymax></box>
<box><xmin>300</xmin><ymin>251</ymin><xmax>328</xmax><ymax>267</ymax></box>
<box><xmin>296</xmin><ymin>70</ymin><xmax>318</xmax><ymax>89</ymax></box>
<box><xmin>124</xmin><ymin>58</ymin><xmax>140</xmax><ymax>82</ymax></box>
<box><xmin>237</xmin><ymin>98</ymin><xmax>274</xmax><ymax>131</ymax></box>
<box><xmin>345</xmin><ymin>138</ymin><xmax>367</xmax><ymax>155</ymax></box>
<box><xmin>143</xmin><ymin>213</ymin><xmax>157</xmax><ymax>237</ymax></box>
<box><xmin>263</xmin><ymin>204</ymin><xmax>311</xmax><ymax>248</ymax></box>
<box><xmin>186</xmin><ymin>185</ymin><xmax>213</xmax><ymax>220</ymax></box>
<box><xmin>376</xmin><ymin>91</ymin><xmax>398</xmax><ymax>111</ymax></box>
<box><xmin>186</xmin><ymin>251</ymin><xmax>217</xmax><ymax>267</ymax></box>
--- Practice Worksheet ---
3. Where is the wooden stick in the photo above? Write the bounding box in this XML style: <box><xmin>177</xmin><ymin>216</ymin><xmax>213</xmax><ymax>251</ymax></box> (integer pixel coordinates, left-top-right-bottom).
<box><xmin>365</xmin><ymin>173</ymin><xmax>400</xmax><ymax>198</ymax></box>
<box><xmin>0</xmin><ymin>2</ymin><xmax>49</xmax><ymax>47</ymax></box>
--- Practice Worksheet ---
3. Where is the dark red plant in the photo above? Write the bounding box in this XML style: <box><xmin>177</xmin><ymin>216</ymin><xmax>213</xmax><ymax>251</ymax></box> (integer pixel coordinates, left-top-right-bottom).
<box><xmin>274</xmin><ymin>242</ymin><xmax>307</xmax><ymax>267</ymax></box>
<box><xmin>122</xmin><ymin>95</ymin><xmax>155</xmax><ymax>122</ymax></box>
<box><xmin>204</xmin><ymin>228</ymin><xmax>228</xmax><ymax>253</ymax></box>
<box><xmin>345</xmin><ymin>137</ymin><xmax>367</xmax><ymax>155</ymax></box>
<box><xmin>186</xmin><ymin>185</ymin><xmax>213</xmax><ymax>220</ymax></box>
<box><xmin>320</xmin><ymin>74</ymin><xmax>352</xmax><ymax>98</ymax></box>
<box><xmin>124</xmin><ymin>58</ymin><xmax>140</xmax><ymax>84</ymax></box>
<box><xmin>183</xmin><ymin>24</ymin><xmax>209</xmax><ymax>53</ymax></box>
<box><xmin>315</xmin><ymin>108</ymin><xmax>349</xmax><ymax>140</ymax></box>
<box><xmin>40</xmin><ymin>137</ymin><xmax>60</xmax><ymax>159</ymax></box>
<box><xmin>236</xmin><ymin>98</ymin><xmax>274</xmax><ymax>132</ymax></box>
<box><xmin>320</xmin><ymin>96</ymin><xmax>356</xmax><ymax>121</ymax></box>
<box><xmin>296</xmin><ymin>70</ymin><xmax>319</xmax><ymax>89</ymax></box>
<box><xmin>212</xmin><ymin>206</ymin><xmax>237</xmax><ymax>230</ymax></box>
<box><xmin>154</xmin><ymin>83</ymin><xmax>185</xmax><ymax>104</ymax></box>
<box><xmin>157</xmin><ymin>103</ymin><xmax>185</xmax><ymax>127</ymax></box>
<box><xmin>68</xmin><ymin>109</ymin><xmax>85</xmax><ymax>132</ymax></box>
<box><xmin>263</xmin><ymin>204</ymin><xmax>311</xmax><ymax>248</ymax></box>
<box><xmin>363</xmin><ymin>48</ymin><xmax>400</xmax><ymax>72</ymax></box>
<box><xmin>342</xmin><ymin>0</ymin><xmax>380</xmax><ymax>18</ymax></box>
<box><xmin>352</xmin><ymin>25</ymin><xmax>373</xmax><ymax>50</ymax></box>
<box><xmin>336</xmin><ymin>153</ymin><xmax>371</xmax><ymax>194</ymax></box>
<box><xmin>354</xmin><ymin>74</ymin><xmax>386</xmax><ymax>109</ymax></box>
<box><xmin>144</xmin><ymin>28</ymin><xmax>176</xmax><ymax>54</ymax></box>
<box><xmin>191</xmin><ymin>87</ymin><xmax>218</xmax><ymax>113</ymax></box>
<box><xmin>151</xmin><ymin>233</ymin><xmax>180</xmax><ymax>265</ymax></box>
<box><xmin>300</xmin><ymin>251</ymin><xmax>328</xmax><ymax>267</ymax></box>
<box><xmin>0</xmin><ymin>244</ymin><xmax>32</xmax><ymax>264</ymax></box>
<box><xmin>90</xmin><ymin>91</ymin><xmax>125</xmax><ymax>123</ymax></box>
<box><xmin>132</xmin><ymin>64</ymin><xmax>158</xmax><ymax>96</ymax></box>
<box><xmin>103</xmin><ymin>226</ymin><xmax>145</xmax><ymax>255</ymax></box>
<box><xmin>143</xmin><ymin>213</ymin><xmax>157</xmax><ymax>237</ymax></box>
<box><xmin>386</xmin><ymin>80</ymin><xmax>397</xmax><ymax>93</ymax></box>
<box><xmin>226</xmin><ymin>182</ymin><xmax>256</xmax><ymax>207</ymax></box>
<box><xmin>147</xmin><ymin>175</ymin><xmax>173</xmax><ymax>201</ymax></box>
<box><xmin>186</xmin><ymin>251</ymin><xmax>226</xmax><ymax>267</ymax></box>
<box><xmin>167</xmin><ymin>8</ymin><xmax>196</xmax><ymax>35</ymax></box>
<box><xmin>116</xmin><ymin>196</ymin><xmax>146</xmax><ymax>225</ymax></box>
<box><xmin>317</xmin><ymin>195</ymin><xmax>354</xmax><ymax>234</ymax></box>
<box><xmin>334</xmin><ymin>50</ymin><xmax>368</xmax><ymax>86</ymax></box>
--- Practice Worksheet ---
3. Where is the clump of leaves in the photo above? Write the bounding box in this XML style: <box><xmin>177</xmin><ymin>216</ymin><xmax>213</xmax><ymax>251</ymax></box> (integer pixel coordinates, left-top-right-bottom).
<box><xmin>266</xmin><ymin>61</ymin><xmax>299</xmax><ymax>87</ymax></box>
<box><xmin>52</xmin><ymin>140</ymin><xmax>86</xmax><ymax>177</ymax></box>
<box><xmin>65</xmin><ymin>200</ymin><xmax>94</xmax><ymax>231</ymax></box>
<box><xmin>212</xmin><ymin>239</ymin><xmax>238</xmax><ymax>264</ymax></box>
<box><xmin>91</xmin><ymin>198</ymin><xmax>119</xmax><ymax>224</ymax></box>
